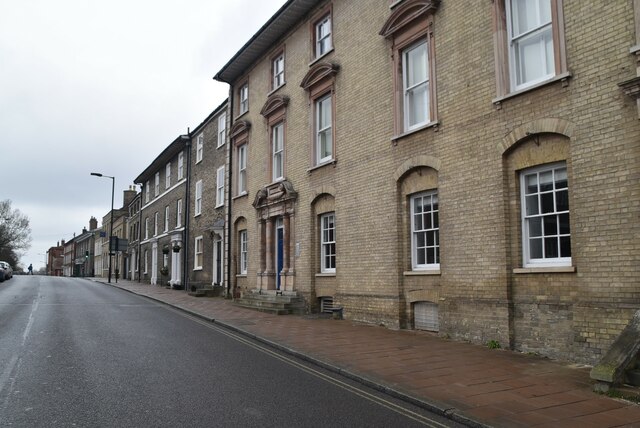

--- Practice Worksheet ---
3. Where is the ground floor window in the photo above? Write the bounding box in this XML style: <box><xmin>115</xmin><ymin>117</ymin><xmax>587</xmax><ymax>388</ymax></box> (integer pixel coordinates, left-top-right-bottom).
<box><xmin>411</xmin><ymin>191</ymin><xmax>439</xmax><ymax>270</ymax></box>
<box><xmin>520</xmin><ymin>162</ymin><xmax>570</xmax><ymax>267</ymax></box>
<box><xmin>239</xmin><ymin>230</ymin><xmax>247</xmax><ymax>274</ymax></box>
<box><xmin>320</xmin><ymin>213</ymin><xmax>335</xmax><ymax>273</ymax></box>
<box><xmin>194</xmin><ymin>236</ymin><xmax>203</xmax><ymax>269</ymax></box>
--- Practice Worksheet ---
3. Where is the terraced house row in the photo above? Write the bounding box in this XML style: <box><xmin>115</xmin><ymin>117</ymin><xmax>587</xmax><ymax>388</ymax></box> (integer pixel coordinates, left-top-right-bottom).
<box><xmin>60</xmin><ymin>0</ymin><xmax>640</xmax><ymax>366</ymax></box>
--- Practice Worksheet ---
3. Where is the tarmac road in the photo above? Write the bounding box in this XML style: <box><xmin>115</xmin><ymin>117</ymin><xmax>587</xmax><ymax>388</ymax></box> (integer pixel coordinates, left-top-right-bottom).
<box><xmin>0</xmin><ymin>276</ymin><xmax>464</xmax><ymax>427</ymax></box>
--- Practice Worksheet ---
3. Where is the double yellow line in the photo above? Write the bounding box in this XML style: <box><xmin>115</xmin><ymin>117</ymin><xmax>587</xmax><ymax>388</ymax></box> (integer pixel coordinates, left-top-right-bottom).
<box><xmin>166</xmin><ymin>307</ymin><xmax>452</xmax><ymax>428</ymax></box>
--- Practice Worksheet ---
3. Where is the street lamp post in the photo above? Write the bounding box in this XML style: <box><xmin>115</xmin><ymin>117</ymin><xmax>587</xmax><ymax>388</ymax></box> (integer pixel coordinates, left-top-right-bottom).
<box><xmin>91</xmin><ymin>172</ymin><xmax>115</xmax><ymax>283</ymax></box>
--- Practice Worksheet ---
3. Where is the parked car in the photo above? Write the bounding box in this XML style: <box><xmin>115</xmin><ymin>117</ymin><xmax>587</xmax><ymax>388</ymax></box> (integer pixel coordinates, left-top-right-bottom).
<box><xmin>0</xmin><ymin>261</ymin><xmax>13</xmax><ymax>280</ymax></box>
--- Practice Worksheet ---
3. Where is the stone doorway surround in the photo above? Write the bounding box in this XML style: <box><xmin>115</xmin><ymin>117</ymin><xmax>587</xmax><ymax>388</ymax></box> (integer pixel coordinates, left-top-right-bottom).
<box><xmin>252</xmin><ymin>180</ymin><xmax>297</xmax><ymax>293</ymax></box>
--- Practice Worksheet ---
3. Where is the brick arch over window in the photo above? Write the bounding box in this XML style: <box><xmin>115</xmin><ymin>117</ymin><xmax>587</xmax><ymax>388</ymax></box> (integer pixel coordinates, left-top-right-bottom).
<box><xmin>311</xmin><ymin>186</ymin><xmax>336</xmax><ymax>204</ymax></box>
<box><xmin>394</xmin><ymin>154</ymin><xmax>441</xmax><ymax>183</ymax></box>
<box><xmin>311</xmin><ymin>191</ymin><xmax>335</xmax><ymax>216</ymax></box>
<box><xmin>498</xmin><ymin>118</ymin><xmax>575</xmax><ymax>155</ymax></box>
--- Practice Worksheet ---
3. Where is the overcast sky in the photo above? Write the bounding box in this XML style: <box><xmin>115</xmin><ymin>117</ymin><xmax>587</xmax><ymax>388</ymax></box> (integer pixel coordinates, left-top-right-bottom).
<box><xmin>0</xmin><ymin>0</ymin><xmax>287</xmax><ymax>270</ymax></box>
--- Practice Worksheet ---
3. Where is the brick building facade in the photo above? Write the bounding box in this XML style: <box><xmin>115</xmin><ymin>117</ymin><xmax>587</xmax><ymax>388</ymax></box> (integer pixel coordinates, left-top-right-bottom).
<box><xmin>214</xmin><ymin>0</ymin><xmax>640</xmax><ymax>364</ymax></box>
<box><xmin>134</xmin><ymin>135</ymin><xmax>189</xmax><ymax>287</ymax></box>
<box><xmin>186</xmin><ymin>100</ymin><xmax>228</xmax><ymax>291</ymax></box>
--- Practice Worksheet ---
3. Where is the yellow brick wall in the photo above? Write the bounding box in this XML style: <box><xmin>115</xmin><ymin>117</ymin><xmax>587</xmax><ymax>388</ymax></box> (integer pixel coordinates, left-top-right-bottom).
<box><xmin>226</xmin><ymin>0</ymin><xmax>639</xmax><ymax>364</ymax></box>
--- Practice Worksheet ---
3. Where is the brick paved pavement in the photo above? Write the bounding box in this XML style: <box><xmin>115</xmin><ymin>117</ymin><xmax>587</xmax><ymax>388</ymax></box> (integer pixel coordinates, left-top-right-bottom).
<box><xmin>93</xmin><ymin>278</ymin><xmax>640</xmax><ymax>427</ymax></box>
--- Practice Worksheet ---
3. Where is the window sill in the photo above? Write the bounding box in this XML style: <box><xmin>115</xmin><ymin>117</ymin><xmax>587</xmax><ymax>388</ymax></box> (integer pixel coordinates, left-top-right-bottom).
<box><xmin>267</xmin><ymin>83</ymin><xmax>286</xmax><ymax>97</ymax></box>
<box><xmin>392</xmin><ymin>121</ymin><xmax>440</xmax><ymax>143</ymax></box>
<box><xmin>194</xmin><ymin>213</ymin><xmax>201</xmax><ymax>218</ymax></box>
<box><xmin>307</xmin><ymin>159</ymin><xmax>337</xmax><ymax>173</ymax></box>
<box><xmin>404</xmin><ymin>269</ymin><xmax>440</xmax><ymax>276</ymax></box>
<box><xmin>389</xmin><ymin>0</ymin><xmax>404</xmax><ymax>9</ymax></box>
<box><xmin>215</xmin><ymin>204</ymin><xmax>224</xmax><ymax>209</ymax></box>
<box><xmin>309</xmin><ymin>48</ymin><xmax>335</xmax><ymax>67</ymax></box>
<box><xmin>217</xmin><ymin>144</ymin><xmax>225</xmax><ymax>149</ymax></box>
<box><xmin>492</xmin><ymin>72</ymin><xmax>572</xmax><ymax>107</ymax></box>
<box><xmin>316</xmin><ymin>272</ymin><xmax>335</xmax><ymax>277</ymax></box>
<box><xmin>513</xmin><ymin>266</ymin><xmax>576</xmax><ymax>274</ymax></box>
<box><xmin>236</xmin><ymin>274</ymin><xmax>247</xmax><ymax>278</ymax></box>
<box><xmin>233</xmin><ymin>192</ymin><xmax>248</xmax><ymax>201</ymax></box>
<box><xmin>193</xmin><ymin>267</ymin><xmax>203</xmax><ymax>271</ymax></box>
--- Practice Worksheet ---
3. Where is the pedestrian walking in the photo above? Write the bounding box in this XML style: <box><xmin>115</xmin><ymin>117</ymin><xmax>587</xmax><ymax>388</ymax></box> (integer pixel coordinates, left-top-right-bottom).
<box><xmin>28</xmin><ymin>264</ymin><xmax>33</xmax><ymax>275</ymax></box>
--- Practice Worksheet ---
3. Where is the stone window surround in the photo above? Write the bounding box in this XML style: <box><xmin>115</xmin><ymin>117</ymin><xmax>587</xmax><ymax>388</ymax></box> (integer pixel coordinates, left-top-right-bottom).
<box><xmin>491</xmin><ymin>0</ymin><xmax>570</xmax><ymax>105</ymax></box>
<box><xmin>230</xmin><ymin>120</ymin><xmax>251</xmax><ymax>197</ymax></box>
<box><xmin>270</xmin><ymin>46</ymin><xmax>286</xmax><ymax>92</ymax></box>
<box><xmin>380</xmin><ymin>0</ymin><xmax>439</xmax><ymax>139</ymax></box>
<box><xmin>301</xmin><ymin>62</ymin><xmax>339</xmax><ymax>169</ymax></box>
<box><xmin>310</xmin><ymin>3</ymin><xmax>333</xmax><ymax>62</ymax></box>
<box><xmin>261</xmin><ymin>95</ymin><xmax>289</xmax><ymax>184</ymax></box>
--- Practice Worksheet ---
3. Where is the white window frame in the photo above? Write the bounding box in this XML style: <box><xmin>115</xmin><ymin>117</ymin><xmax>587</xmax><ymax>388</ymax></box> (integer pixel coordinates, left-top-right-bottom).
<box><xmin>145</xmin><ymin>181</ymin><xmax>150</xmax><ymax>203</ymax></box>
<box><xmin>155</xmin><ymin>173</ymin><xmax>160</xmax><ymax>196</ymax></box>
<box><xmin>144</xmin><ymin>217</ymin><xmax>149</xmax><ymax>239</ymax></box>
<box><xmin>273</xmin><ymin>54</ymin><xmax>285</xmax><ymax>89</ymax></box>
<box><xmin>194</xmin><ymin>235</ymin><xmax>203</xmax><ymax>270</ymax></box>
<box><xmin>320</xmin><ymin>213</ymin><xmax>336</xmax><ymax>273</ymax></box>
<box><xmin>402</xmin><ymin>39</ymin><xmax>430</xmax><ymax>131</ymax></box>
<box><xmin>272</xmin><ymin>122</ymin><xmax>284</xmax><ymax>182</ymax></box>
<box><xmin>239</xmin><ymin>230</ymin><xmax>248</xmax><ymax>275</ymax></box>
<box><xmin>520</xmin><ymin>162</ymin><xmax>571</xmax><ymax>267</ymax></box>
<box><xmin>506</xmin><ymin>0</ymin><xmax>555</xmax><ymax>91</ymax></box>
<box><xmin>238</xmin><ymin>144</ymin><xmax>247</xmax><ymax>195</ymax></box>
<box><xmin>195</xmin><ymin>180</ymin><xmax>203</xmax><ymax>216</ymax></box>
<box><xmin>164</xmin><ymin>206</ymin><xmax>170</xmax><ymax>232</ymax></box>
<box><xmin>178</xmin><ymin>152</ymin><xmax>184</xmax><ymax>179</ymax></box>
<box><xmin>217</xmin><ymin>113</ymin><xmax>226</xmax><ymax>148</ymax></box>
<box><xmin>315</xmin><ymin>15</ymin><xmax>332</xmax><ymax>58</ymax></box>
<box><xmin>196</xmin><ymin>133</ymin><xmax>204</xmax><ymax>163</ymax></box>
<box><xmin>411</xmin><ymin>191</ymin><xmax>440</xmax><ymax>270</ymax></box>
<box><xmin>144</xmin><ymin>250</ymin><xmax>148</xmax><ymax>274</ymax></box>
<box><xmin>165</xmin><ymin>163</ymin><xmax>171</xmax><ymax>189</ymax></box>
<box><xmin>216</xmin><ymin>166</ymin><xmax>225</xmax><ymax>208</ymax></box>
<box><xmin>315</xmin><ymin>94</ymin><xmax>333</xmax><ymax>165</ymax></box>
<box><xmin>239</xmin><ymin>83</ymin><xmax>249</xmax><ymax>115</ymax></box>
<box><xmin>154</xmin><ymin>212</ymin><xmax>159</xmax><ymax>236</ymax></box>
<box><xmin>176</xmin><ymin>199</ymin><xmax>182</xmax><ymax>228</ymax></box>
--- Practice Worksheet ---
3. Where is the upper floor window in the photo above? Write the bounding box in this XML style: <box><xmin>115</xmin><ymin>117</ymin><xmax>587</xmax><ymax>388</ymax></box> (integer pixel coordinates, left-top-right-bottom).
<box><xmin>216</xmin><ymin>166</ymin><xmax>225</xmax><ymax>208</ymax></box>
<box><xmin>320</xmin><ymin>213</ymin><xmax>336</xmax><ymax>273</ymax></box>
<box><xmin>272</xmin><ymin>53</ymin><xmax>285</xmax><ymax>89</ymax></box>
<box><xmin>178</xmin><ymin>152</ymin><xmax>184</xmax><ymax>179</ymax></box>
<box><xmin>315</xmin><ymin>94</ymin><xmax>333</xmax><ymax>164</ymax></box>
<box><xmin>520</xmin><ymin>162</ymin><xmax>570</xmax><ymax>267</ymax></box>
<box><xmin>508</xmin><ymin>0</ymin><xmax>553</xmax><ymax>90</ymax></box>
<box><xmin>144</xmin><ymin>217</ymin><xmax>149</xmax><ymax>239</ymax></box>
<box><xmin>403</xmin><ymin>40</ymin><xmax>429</xmax><ymax>130</ymax></box>
<box><xmin>272</xmin><ymin>122</ymin><xmax>284</xmax><ymax>181</ymax></box>
<box><xmin>176</xmin><ymin>199</ymin><xmax>182</xmax><ymax>228</ymax></box>
<box><xmin>165</xmin><ymin>163</ymin><xmax>171</xmax><ymax>189</ymax></box>
<box><xmin>314</xmin><ymin>14</ymin><xmax>332</xmax><ymax>58</ymax></box>
<box><xmin>145</xmin><ymin>181</ymin><xmax>150</xmax><ymax>203</ymax></box>
<box><xmin>154</xmin><ymin>173</ymin><xmax>160</xmax><ymax>196</ymax></box>
<box><xmin>493</xmin><ymin>0</ymin><xmax>568</xmax><ymax>98</ymax></box>
<box><xmin>380</xmin><ymin>0</ymin><xmax>438</xmax><ymax>136</ymax></box>
<box><xmin>411</xmin><ymin>191</ymin><xmax>440</xmax><ymax>270</ymax></box>
<box><xmin>238</xmin><ymin>144</ymin><xmax>247</xmax><ymax>195</ymax></box>
<box><xmin>217</xmin><ymin>113</ymin><xmax>226</xmax><ymax>148</ymax></box>
<box><xmin>196</xmin><ymin>133</ymin><xmax>204</xmax><ymax>163</ymax></box>
<box><xmin>164</xmin><ymin>206</ymin><xmax>170</xmax><ymax>232</ymax></box>
<box><xmin>239</xmin><ymin>83</ymin><xmax>249</xmax><ymax>115</ymax></box>
<box><xmin>154</xmin><ymin>212</ymin><xmax>159</xmax><ymax>236</ymax></box>
<box><xmin>195</xmin><ymin>180</ymin><xmax>202</xmax><ymax>216</ymax></box>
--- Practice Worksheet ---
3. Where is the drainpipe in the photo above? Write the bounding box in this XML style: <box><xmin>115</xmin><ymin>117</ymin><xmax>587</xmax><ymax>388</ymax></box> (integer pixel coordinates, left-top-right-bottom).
<box><xmin>183</xmin><ymin>131</ymin><xmax>192</xmax><ymax>291</ymax></box>
<box><xmin>226</xmin><ymin>92</ymin><xmax>234</xmax><ymax>299</ymax></box>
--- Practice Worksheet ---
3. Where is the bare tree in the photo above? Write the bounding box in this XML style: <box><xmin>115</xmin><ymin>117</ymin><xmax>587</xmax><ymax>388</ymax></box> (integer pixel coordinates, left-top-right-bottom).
<box><xmin>0</xmin><ymin>200</ymin><xmax>31</xmax><ymax>261</ymax></box>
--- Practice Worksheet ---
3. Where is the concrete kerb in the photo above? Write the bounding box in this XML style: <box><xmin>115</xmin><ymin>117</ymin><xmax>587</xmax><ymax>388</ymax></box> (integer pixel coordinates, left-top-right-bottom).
<box><xmin>93</xmin><ymin>279</ymin><xmax>487</xmax><ymax>428</ymax></box>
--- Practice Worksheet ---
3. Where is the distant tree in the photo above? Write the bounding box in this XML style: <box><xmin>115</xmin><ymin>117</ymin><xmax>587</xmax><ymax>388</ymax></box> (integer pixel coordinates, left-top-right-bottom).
<box><xmin>0</xmin><ymin>200</ymin><xmax>31</xmax><ymax>263</ymax></box>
